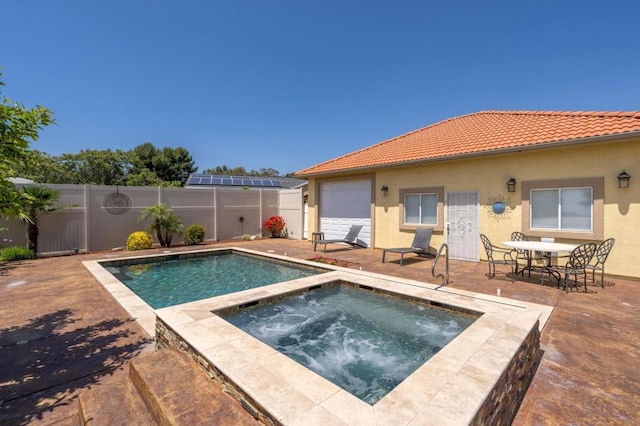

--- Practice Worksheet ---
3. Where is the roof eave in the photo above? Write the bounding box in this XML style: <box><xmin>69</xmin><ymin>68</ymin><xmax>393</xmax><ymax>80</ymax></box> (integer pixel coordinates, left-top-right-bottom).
<box><xmin>296</xmin><ymin>131</ymin><xmax>640</xmax><ymax>178</ymax></box>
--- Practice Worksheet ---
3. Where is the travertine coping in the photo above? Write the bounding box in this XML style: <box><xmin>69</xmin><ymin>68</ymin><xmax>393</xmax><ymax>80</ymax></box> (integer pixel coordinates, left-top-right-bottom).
<box><xmin>85</xmin><ymin>247</ymin><xmax>552</xmax><ymax>425</ymax></box>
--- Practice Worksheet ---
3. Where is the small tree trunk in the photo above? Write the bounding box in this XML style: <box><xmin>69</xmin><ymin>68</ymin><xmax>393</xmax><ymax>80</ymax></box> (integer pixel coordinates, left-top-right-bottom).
<box><xmin>155</xmin><ymin>218</ymin><xmax>166</xmax><ymax>247</ymax></box>
<box><xmin>26</xmin><ymin>221</ymin><xmax>39</xmax><ymax>254</ymax></box>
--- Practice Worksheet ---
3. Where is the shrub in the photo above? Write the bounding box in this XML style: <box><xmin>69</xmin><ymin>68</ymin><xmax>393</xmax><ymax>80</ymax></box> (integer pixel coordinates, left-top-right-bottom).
<box><xmin>0</xmin><ymin>246</ymin><xmax>36</xmax><ymax>261</ymax></box>
<box><xmin>263</xmin><ymin>215</ymin><xmax>286</xmax><ymax>233</ymax></box>
<box><xmin>126</xmin><ymin>231</ymin><xmax>153</xmax><ymax>251</ymax></box>
<box><xmin>184</xmin><ymin>224</ymin><xmax>206</xmax><ymax>245</ymax></box>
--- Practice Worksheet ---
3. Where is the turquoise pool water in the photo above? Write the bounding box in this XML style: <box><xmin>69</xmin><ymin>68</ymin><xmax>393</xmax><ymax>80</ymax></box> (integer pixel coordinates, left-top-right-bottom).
<box><xmin>224</xmin><ymin>284</ymin><xmax>477</xmax><ymax>405</ymax></box>
<box><xmin>103</xmin><ymin>251</ymin><xmax>326</xmax><ymax>309</ymax></box>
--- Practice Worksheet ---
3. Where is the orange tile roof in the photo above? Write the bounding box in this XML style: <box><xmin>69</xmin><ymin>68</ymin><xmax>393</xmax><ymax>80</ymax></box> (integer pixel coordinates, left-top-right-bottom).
<box><xmin>296</xmin><ymin>110</ymin><xmax>640</xmax><ymax>176</ymax></box>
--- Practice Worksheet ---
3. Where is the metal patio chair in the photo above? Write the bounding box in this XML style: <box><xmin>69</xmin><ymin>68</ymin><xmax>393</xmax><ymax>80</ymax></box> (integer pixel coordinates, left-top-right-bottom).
<box><xmin>480</xmin><ymin>234</ymin><xmax>516</xmax><ymax>281</ymax></box>
<box><xmin>511</xmin><ymin>232</ymin><xmax>533</xmax><ymax>276</ymax></box>
<box><xmin>546</xmin><ymin>243</ymin><xmax>597</xmax><ymax>292</ymax></box>
<box><xmin>585</xmin><ymin>238</ymin><xmax>615</xmax><ymax>288</ymax></box>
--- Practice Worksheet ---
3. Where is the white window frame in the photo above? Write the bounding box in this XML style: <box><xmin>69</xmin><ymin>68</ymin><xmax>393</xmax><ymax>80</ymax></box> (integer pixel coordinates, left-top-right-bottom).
<box><xmin>521</xmin><ymin>177</ymin><xmax>604</xmax><ymax>241</ymax></box>
<box><xmin>530</xmin><ymin>187</ymin><xmax>593</xmax><ymax>231</ymax></box>
<box><xmin>398</xmin><ymin>186</ymin><xmax>444</xmax><ymax>232</ymax></box>
<box><xmin>403</xmin><ymin>192</ymin><xmax>438</xmax><ymax>226</ymax></box>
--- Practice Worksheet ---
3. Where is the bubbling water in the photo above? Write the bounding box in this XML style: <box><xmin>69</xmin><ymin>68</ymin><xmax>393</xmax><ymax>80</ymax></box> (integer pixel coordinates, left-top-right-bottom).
<box><xmin>226</xmin><ymin>285</ymin><xmax>476</xmax><ymax>405</ymax></box>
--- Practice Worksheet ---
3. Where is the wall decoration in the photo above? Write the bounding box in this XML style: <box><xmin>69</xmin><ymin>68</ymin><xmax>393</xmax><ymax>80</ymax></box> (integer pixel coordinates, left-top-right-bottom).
<box><xmin>104</xmin><ymin>187</ymin><xmax>131</xmax><ymax>214</ymax></box>
<box><xmin>486</xmin><ymin>195</ymin><xmax>512</xmax><ymax>221</ymax></box>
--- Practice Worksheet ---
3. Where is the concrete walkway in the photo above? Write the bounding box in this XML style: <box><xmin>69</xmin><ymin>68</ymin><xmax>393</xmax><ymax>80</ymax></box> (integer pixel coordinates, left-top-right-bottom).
<box><xmin>1</xmin><ymin>239</ymin><xmax>638</xmax><ymax>424</ymax></box>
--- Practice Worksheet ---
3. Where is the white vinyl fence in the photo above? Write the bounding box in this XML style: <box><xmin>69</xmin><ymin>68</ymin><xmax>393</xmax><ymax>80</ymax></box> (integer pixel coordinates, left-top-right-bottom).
<box><xmin>1</xmin><ymin>184</ymin><xmax>303</xmax><ymax>256</ymax></box>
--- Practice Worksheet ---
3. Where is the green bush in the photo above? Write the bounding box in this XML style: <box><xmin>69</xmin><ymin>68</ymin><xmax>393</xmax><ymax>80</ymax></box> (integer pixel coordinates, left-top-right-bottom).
<box><xmin>126</xmin><ymin>231</ymin><xmax>153</xmax><ymax>251</ymax></box>
<box><xmin>0</xmin><ymin>246</ymin><xmax>36</xmax><ymax>261</ymax></box>
<box><xmin>184</xmin><ymin>224</ymin><xmax>206</xmax><ymax>245</ymax></box>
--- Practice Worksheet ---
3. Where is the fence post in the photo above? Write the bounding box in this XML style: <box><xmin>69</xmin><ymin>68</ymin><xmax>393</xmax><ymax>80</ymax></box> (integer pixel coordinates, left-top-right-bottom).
<box><xmin>83</xmin><ymin>184</ymin><xmax>89</xmax><ymax>252</ymax></box>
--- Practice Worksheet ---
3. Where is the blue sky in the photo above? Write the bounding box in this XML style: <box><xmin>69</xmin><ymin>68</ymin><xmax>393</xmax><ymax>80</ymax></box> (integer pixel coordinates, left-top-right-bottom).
<box><xmin>1</xmin><ymin>1</ymin><xmax>638</xmax><ymax>176</ymax></box>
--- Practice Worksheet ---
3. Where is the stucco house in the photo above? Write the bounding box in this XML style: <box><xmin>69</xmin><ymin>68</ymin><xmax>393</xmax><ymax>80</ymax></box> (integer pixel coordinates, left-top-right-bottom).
<box><xmin>296</xmin><ymin>110</ymin><xmax>640</xmax><ymax>279</ymax></box>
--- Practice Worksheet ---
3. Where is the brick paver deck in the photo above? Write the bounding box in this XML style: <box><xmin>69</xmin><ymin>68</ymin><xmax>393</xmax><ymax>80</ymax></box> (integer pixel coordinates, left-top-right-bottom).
<box><xmin>1</xmin><ymin>239</ymin><xmax>638</xmax><ymax>424</ymax></box>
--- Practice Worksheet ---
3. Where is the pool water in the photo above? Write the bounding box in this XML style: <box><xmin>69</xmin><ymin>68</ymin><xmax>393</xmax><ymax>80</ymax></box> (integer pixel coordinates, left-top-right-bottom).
<box><xmin>104</xmin><ymin>251</ymin><xmax>325</xmax><ymax>309</ymax></box>
<box><xmin>224</xmin><ymin>285</ymin><xmax>477</xmax><ymax>405</ymax></box>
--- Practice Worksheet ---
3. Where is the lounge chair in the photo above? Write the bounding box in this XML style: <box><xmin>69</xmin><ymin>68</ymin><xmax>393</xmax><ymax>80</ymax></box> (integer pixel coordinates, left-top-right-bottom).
<box><xmin>313</xmin><ymin>225</ymin><xmax>367</xmax><ymax>252</ymax></box>
<box><xmin>381</xmin><ymin>228</ymin><xmax>434</xmax><ymax>266</ymax></box>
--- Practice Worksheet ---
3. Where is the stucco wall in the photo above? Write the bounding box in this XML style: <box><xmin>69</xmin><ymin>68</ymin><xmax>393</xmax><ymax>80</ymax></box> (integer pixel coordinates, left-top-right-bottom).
<box><xmin>306</xmin><ymin>137</ymin><xmax>639</xmax><ymax>279</ymax></box>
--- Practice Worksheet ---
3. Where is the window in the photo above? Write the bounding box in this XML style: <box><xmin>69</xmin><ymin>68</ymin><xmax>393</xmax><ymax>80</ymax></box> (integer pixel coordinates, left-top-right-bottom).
<box><xmin>404</xmin><ymin>193</ymin><xmax>438</xmax><ymax>225</ymax></box>
<box><xmin>531</xmin><ymin>187</ymin><xmax>592</xmax><ymax>231</ymax></box>
<box><xmin>522</xmin><ymin>178</ymin><xmax>603</xmax><ymax>240</ymax></box>
<box><xmin>398</xmin><ymin>186</ymin><xmax>444</xmax><ymax>231</ymax></box>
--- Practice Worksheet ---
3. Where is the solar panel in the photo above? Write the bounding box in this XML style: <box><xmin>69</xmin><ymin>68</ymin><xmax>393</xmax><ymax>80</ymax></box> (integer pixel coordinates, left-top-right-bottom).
<box><xmin>186</xmin><ymin>174</ymin><xmax>296</xmax><ymax>188</ymax></box>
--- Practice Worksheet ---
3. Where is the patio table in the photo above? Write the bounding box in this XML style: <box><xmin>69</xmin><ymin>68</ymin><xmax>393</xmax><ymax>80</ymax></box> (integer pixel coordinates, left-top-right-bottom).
<box><xmin>503</xmin><ymin>240</ymin><xmax>578</xmax><ymax>283</ymax></box>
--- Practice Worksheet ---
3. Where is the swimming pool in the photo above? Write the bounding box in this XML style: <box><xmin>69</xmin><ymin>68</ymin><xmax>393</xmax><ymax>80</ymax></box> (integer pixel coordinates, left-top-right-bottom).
<box><xmin>85</xmin><ymin>247</ymin><xmax>549</xmax><ymax>424</ymax></box>
<box><xmin>101</xmin><ymin>250</ymin><xmax>327</xmax><ymax>309</ymax></box>
<box><xmin>223</xmin><ymin>284</ymin><xmax>477</xmax><ymax>405</ymax></box>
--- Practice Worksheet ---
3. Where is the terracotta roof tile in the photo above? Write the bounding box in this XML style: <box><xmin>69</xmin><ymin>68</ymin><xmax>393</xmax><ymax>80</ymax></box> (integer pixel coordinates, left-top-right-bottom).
<box><xmin>296</xmin><ymin>110</ymin><xmax>640</xmax><ymax>176</ymax></box>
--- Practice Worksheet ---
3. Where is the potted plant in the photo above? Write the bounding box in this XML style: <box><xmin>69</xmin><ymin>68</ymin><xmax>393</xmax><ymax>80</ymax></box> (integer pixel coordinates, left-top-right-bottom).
<box><xmin>263</xmin><ymin>215</ymin><xmax>286</xmax><ymax>238</ymax></box>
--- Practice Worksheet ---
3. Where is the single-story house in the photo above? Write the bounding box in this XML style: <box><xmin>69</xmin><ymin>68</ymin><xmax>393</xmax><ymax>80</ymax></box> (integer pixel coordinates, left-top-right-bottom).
<box><xmin>296</xmin><ymin>110</ymin><xmax>640</xmax><ymax>279</ymax></box>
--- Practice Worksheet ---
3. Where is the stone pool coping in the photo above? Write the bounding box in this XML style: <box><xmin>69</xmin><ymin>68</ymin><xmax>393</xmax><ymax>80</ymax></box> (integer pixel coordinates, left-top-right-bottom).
<box><xmin>84</xmin><ymin>247</ymin><xmax>553</xmax><ymax>425</ymax></box>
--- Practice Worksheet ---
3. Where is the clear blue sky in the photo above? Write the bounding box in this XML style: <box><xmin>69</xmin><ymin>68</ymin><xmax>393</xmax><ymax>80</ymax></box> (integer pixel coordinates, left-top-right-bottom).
<box><xmin>1</xmin><ymin>1</ymin><xmax>638</xmax><ymax>176</ymax></box>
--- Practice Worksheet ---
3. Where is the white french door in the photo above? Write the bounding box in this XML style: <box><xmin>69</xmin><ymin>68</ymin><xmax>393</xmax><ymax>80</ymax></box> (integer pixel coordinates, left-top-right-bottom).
<box><xmin>446</xmin><ymin>191</ymin><xmax>480</xmax><ymax>261</ymax></box>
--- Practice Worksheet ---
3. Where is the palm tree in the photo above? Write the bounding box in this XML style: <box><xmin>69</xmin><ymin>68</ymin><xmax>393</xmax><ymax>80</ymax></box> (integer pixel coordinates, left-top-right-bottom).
<box><xmin>139</xmin><ymin>203</ymin><xmax>183</xmax><ymax>247</ymax></box>
<box><xmin>10</xmin><ymin>184</ymin><xmax>65</xmax><ymax>254</ymax></box>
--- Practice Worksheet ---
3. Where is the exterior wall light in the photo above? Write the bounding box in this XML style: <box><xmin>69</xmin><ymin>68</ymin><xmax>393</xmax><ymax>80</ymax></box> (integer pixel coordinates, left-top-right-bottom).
<box><xmin>617</xmin><ymin>171</ymin><xmax>631</xmax><ymax>188</ymax></box>
<box><xmin>381</xmin><ymin>185</ymin><xmax>389</xmax><ymax>196</ymax></box>
<box><xmin>506</xmin><ymin>178</ymin><xmax>516</xmax><ymax>193</ymax></box>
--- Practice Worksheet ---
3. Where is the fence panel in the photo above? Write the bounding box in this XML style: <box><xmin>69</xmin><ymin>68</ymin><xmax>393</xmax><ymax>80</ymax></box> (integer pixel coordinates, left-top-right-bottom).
<box><xmin>1</xmin><ymin>184</ymin><xmax>303</xmax><ymax>256</ymax></box>
<box><xmin>279</xmin><ymin>189</ymin><xmax>303</xmax><ymax>240</ymax></box>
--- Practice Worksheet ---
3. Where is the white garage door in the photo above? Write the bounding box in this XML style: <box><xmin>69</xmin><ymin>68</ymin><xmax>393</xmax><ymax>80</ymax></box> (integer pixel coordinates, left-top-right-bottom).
<box><xmin>320</xmin><ymin>180</ymin><xmax>371</xmax><ymax>247</ymax></box>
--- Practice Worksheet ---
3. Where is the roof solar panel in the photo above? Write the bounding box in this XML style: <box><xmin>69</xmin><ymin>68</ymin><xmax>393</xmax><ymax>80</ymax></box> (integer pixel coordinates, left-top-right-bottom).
<box><xmin>187</xmin><ymin>173</ymin><xmax>299</xmax><ymax>188</ymax></box>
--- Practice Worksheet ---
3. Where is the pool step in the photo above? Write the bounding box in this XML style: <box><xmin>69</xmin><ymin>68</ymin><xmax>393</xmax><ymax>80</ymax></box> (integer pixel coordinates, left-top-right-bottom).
<box><xmin>77</xmin><ymin>347</ymin><xmax>260</xmax><ymax>425</ymax></box>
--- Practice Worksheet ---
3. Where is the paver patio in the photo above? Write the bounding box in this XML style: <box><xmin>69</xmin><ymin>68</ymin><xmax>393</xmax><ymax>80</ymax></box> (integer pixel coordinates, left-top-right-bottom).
<box><xmin>1</xmin><ymin>239</ymin><xmax>638</xmax><ymax>424</ymax></box>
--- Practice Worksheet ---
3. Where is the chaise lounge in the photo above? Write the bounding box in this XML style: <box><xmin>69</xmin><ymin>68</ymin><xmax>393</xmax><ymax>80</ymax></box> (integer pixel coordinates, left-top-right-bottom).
<box><xmin>381</xmin><ymin>228</ymin><xmax>434</xmax><ymax>266</ymax></box>
<box><xmin>313</xmin><ymin>225</ymin><xmax>367</xmax><ymax>252</ymax></box>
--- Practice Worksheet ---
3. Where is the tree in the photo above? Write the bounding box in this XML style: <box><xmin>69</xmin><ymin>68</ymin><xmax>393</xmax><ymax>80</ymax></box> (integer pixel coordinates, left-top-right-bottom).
<box><xmin>124</xmin><ymin>168</ymin><xmax>164</xmax><ymax>187</ymax></box>
<box><xmin>53</xmin><ymin>149</ymin><xmax>130</xmax><ymax>185</ymax></box>
<box><xmin>139</xmin><ymin>203</ymin><xmax>183</xmax><ymax>247</ymax></box>
<box><xmin>0</xmin><ymin>74</ymin><xmax>55</xmax><ymax>211</ymax></box>
<box><xmin>201</xmin><ymin>165</ymin><xmax>281</xmax><ymax>177</ymax></box>
<box><xmin>130</xmin><ymin>143</ymin><xmax>196</xmax><ymax>186</ymax></box>
<box><xmin>9</xmin><ymin>184</ymin><xmax>69</xmax><ymax>254</ymax></box>
<box><xmin>11</xmin><ymin>150</ymin><xmax>71</xmax><ymax>184</ymax></box>
<box><xmin>202</xmin><ymin>165</ymin><xmax>247</xmax><ymax>175</ymax></box>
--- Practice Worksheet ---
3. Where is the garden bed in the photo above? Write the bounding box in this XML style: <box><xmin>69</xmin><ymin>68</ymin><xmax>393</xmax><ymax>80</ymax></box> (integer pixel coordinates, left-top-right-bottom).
<box><xmin>307</xmin><ymin>255</ymin><xmax>360</xmax><ymax>268</ymax></box>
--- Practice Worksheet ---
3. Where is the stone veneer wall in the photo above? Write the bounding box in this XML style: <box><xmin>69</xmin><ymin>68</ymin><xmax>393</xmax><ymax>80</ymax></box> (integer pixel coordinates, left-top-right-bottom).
<box><xmin>155</xmin><ymin>318</ymin><xmax>276</xmax><ymax>426</ymax></box>
<box><xmin>156</xmin><ymin>316</ymin><xmax>540</xmax><ymax>426</ymax></box>
<box><xmin>472</xmin><ymin>321</ymin><xmax>541</xmax><ymax>425</ymax></box>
